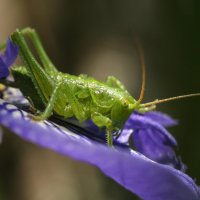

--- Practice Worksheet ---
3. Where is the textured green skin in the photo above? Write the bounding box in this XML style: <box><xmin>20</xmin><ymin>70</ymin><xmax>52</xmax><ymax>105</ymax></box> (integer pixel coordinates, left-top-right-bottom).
<box><xmin>12</xmin><ymin>66</ymin><xmax>137</xmax><ymax>131</ymax></box>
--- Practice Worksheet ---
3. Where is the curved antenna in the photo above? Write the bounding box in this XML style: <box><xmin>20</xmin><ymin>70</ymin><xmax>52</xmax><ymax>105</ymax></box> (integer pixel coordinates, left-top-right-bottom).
<box><xmin>141</xmin><ymin>93</ymin><xmax>200</xmax><ymax>107</ymax></box>
<box><xmin>134</xmin><ymin>38</ymin><xmax>146</xmax><ymax>103</ymax></box>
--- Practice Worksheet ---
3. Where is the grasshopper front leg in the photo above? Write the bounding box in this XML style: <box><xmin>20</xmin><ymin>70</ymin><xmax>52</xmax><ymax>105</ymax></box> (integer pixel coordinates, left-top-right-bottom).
<box><xmin>28</xmin><ymin>78</ymin><xmax>87</xmax><ymax>122</ymax></box>
<box><xmin>30</xmin><ymin>82</ymin><xmax>63</xmax><ymax>121</ymax></box>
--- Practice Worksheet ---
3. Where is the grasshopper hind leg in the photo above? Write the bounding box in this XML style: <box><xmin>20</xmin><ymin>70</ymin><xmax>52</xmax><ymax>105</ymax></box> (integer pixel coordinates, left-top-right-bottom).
<box><xmin>21</xmin><ymin>27</ymin><xmax>57</xmax><ymax>73</ymax></box>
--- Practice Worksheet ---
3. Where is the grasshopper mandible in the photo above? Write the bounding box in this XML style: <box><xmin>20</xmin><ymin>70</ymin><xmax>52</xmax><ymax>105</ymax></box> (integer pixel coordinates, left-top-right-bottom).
<box><xmin>5</xmin><ymin>28</ymin><xmax>200</xmax><ymax>146</ymax></box>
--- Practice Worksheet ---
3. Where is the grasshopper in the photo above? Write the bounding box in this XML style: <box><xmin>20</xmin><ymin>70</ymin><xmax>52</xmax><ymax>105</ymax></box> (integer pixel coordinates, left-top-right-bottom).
<box><xmin>2</xmin><ymin>27</ymin><xmax>200</xmax><ymax>146</ymax></box>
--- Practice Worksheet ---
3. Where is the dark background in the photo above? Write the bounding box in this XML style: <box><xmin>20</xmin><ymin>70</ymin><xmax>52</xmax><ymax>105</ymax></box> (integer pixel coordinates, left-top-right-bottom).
<box><xmin>0</xmin><ymin>1</ymin><xmax>200</xmax><ymax>200</ymax></box>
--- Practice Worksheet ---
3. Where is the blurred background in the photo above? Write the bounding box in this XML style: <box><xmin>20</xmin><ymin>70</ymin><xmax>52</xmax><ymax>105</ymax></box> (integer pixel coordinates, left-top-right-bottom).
<box><xmin>0</xmin><ymin>0</ymin><xmax>200</xmax><ymax>199</ymax></box>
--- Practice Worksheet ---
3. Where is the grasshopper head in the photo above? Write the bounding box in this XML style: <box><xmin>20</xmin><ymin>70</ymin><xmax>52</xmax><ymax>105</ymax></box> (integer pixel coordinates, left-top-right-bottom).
<box><xmin>111</xmin><ymin>97</ymin><xmax>138</xmax><ymax>130</ymax></box>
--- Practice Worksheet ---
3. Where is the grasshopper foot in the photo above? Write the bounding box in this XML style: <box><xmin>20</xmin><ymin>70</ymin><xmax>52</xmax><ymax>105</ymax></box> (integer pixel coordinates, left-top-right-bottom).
<box><xmin>28</xmin><ymin>113</ymin><xmax>46</xmax><ymax>121</ymax></box>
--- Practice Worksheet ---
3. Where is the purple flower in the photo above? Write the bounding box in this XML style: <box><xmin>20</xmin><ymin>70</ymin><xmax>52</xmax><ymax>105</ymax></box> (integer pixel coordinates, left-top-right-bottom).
<box><xmin>0</xmin><ymin>98</ymin><xmax>199</xmax><ymax>200</ymax></box>
<box><xmin>0</xmin><ymin>38</ymin><xmax>200</xmax><ymax>200</ymax></box>
<box><xmin>0</xmin><ymin>39</ymin><xmax>18</xmax><ymax>78</ymax></box>
<box><xmin>122</xmin><ymin>111</ymin><xmax>185</xmax><ymax>171</ymax></box>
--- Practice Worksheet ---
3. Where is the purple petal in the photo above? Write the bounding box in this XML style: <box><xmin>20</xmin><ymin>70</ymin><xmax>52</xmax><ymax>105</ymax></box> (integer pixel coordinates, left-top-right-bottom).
<box><xmin>2</xmin><ymin>87</ymin><xmax>29</xmax><ymax>105</ymax></box>
<box><xmin>122</xmin><ymin>112</ymin><xmax>185</xmax><ymax>169</ymax></box>
<box><xmin>133</xmin><ymin>129</ymin><xmax>184</xmax><ymax>169</ymax></box>
<box><xmin>117</xmin><ymin>111</ymin><xmax>177</xmax><ymax>145</ymax></box>
<box><xmin>116</xmin><ymin>128</ymin><xmax>132</xmax><ymax>144</ymax></box>
<box><xmin>1</xmin><ymin>39</ymin><xmax>18</xmax><ymax>67</ymax></box>
<box><xmin>0</xmin><ymin>59</ymin><xmax>9</xmax><ymax>78</ymax></box>
<box><xmin>0</xmin><ymin>99</ymin><xmax>199</xmax><ymax>200</ymax></box>
<box><xmin>143</xmin><ymin>111</ymin><xmax>178</xmax><ymax>127</ymax></box>
<box><xmin>0</xmin><ymin>39</ymin><xmax>18</xmax><ymax>78</ymax></box>
<box><xmin>125</xmin><ymin>113</ymin><xmax>177</xmax><ymax>146</ymax></box>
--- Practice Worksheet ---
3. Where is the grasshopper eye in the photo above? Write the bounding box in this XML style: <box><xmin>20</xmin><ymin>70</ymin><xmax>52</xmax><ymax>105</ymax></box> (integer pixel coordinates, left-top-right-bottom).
<box><xmin>122</xmin><ymin>100</ymin><xmax>129</xmax><ymax>108</ymax></box>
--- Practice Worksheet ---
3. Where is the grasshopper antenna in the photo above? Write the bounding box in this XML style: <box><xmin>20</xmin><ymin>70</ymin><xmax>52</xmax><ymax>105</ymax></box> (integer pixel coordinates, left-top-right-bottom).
<box><xmin>133</xmin><ymin>38</ymin><xmax>200</xmax><ymax>108</ymax></box>
<box><xmin>141</xmin><ymin>93</ymin><xmax>200</xmax><ymax>107</ymax></box>
<box><xmin>134</xmin><ymin>38</ymin><xmax>146</xmax><ymax>103</ymax></box>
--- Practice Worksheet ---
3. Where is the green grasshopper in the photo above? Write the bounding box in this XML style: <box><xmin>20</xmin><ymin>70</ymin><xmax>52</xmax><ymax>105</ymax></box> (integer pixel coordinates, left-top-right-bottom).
<box><xmin>3</xmin><ymin>28</ymin><xmax>200</xmax><ymax>146</ymax></box>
